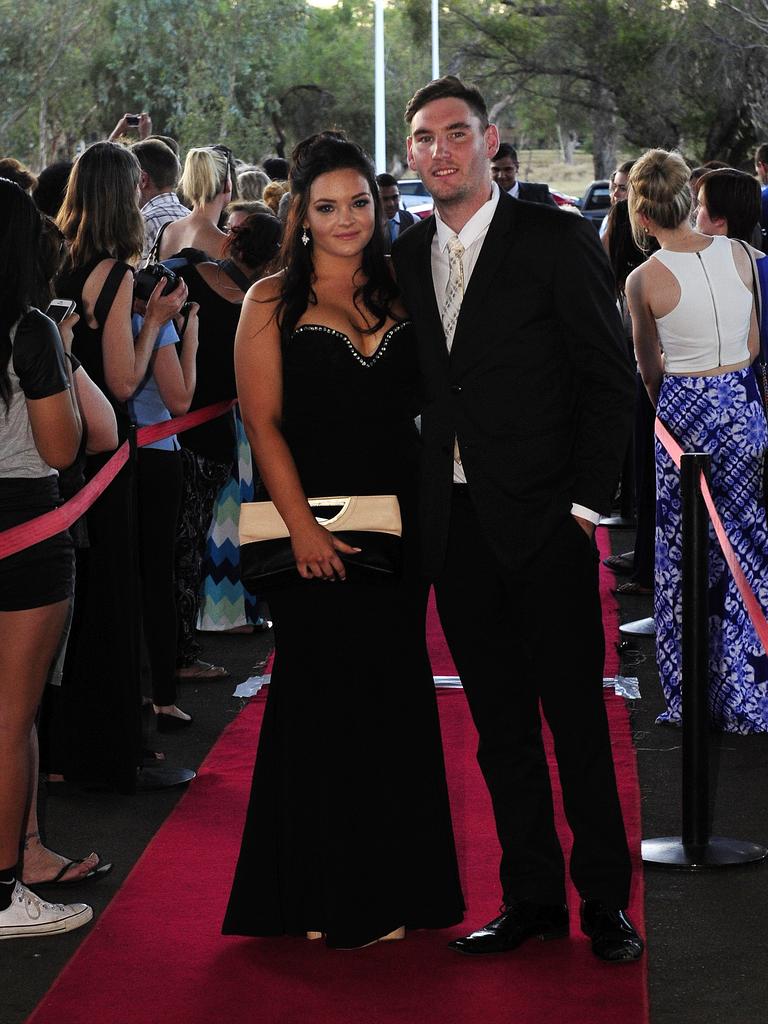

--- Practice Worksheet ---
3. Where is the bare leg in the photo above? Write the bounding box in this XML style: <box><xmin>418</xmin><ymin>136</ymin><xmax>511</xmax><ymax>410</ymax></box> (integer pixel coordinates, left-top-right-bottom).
<box><xmin>19</xmin><ymin>726</ymin><xmax>99</xmax><ymax>885</ymax></box>
<box><xmin>0</xmin><ymin>602</ymin><xmax>69</xmax><ymax>871</ymax></box>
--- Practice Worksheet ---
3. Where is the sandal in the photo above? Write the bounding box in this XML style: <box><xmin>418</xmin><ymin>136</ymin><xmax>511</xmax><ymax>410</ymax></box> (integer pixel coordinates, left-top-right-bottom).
<box><xmin>614</xmin><ymin>580</ymin><xmax>652</xmax><ymax>596</ymax></box>
<box><xmin>175</xmin><ymin>659</ymin><xmax>229</xmax><ymax>679</ymax></box>
<box><xmin>22</xmin><ymin>855</ymin><xmax>113</xmax><ymax>888</ymax></box>
<box><xmin>603</xmin><ymin>551</ymin><xmax>635</xmax><ymax>574</ymax></box>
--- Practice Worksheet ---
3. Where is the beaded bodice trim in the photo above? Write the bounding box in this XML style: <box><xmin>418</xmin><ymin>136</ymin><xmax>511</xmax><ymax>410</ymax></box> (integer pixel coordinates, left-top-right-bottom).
<box><xmin>292</xmin><ymin>321</ymin><xmax>411</xmax><ymax>368</ymax></box>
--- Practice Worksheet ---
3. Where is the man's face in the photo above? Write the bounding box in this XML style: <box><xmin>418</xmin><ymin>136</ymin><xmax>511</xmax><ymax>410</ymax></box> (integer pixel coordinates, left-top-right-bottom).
<box><xmin>490</xmin><ymin>156</ymin><xmax>518</xmax><ymax>193</ymax></box>
<box><xmin>407</xmin><ymin>96</ymin><xmax>499</xmax><ymax>210</ymax></box>
<box><xmin>609</xmin><ymin>170</ymin><xmax>629</xmax><ymax>205</ymax></box>
<box><xmin>756</xmin><ymin>160</ymin><xmax>768</xmax><ymax>186</ymax></box>
<box><xmin>379</xmin><ymin>185</ymin><xmax>401</xmax><ymax>220</ymax></box>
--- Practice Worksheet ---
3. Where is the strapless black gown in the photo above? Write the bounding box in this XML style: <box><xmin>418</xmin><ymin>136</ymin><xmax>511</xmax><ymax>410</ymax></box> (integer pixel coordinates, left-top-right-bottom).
<box><xmin>222</xmin><ymin>322</ymin><xmax>464</xmax><ymax>947</ymax></box>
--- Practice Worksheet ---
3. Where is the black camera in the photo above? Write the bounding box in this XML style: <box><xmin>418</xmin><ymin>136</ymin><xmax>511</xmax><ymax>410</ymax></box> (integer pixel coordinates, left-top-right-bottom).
<box><xmin>134</xmin><ymin>263</ymin><xmax>180</xmax><ymax>303</ymax></box>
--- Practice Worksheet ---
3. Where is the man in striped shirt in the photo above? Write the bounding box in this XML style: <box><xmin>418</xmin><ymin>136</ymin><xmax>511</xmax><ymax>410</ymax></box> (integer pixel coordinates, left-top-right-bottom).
<box><xmin>132</xmin><ymin>139</ymin><xmax>190</xmax><ymax>263</ymax></box>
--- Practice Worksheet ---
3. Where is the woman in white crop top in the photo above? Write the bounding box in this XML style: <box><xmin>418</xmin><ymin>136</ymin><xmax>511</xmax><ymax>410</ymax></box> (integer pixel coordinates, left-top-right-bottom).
<box><xmin>624</xmin><ymin>148</ymin><xmax>768</xmax><ymax>734</ymax></box>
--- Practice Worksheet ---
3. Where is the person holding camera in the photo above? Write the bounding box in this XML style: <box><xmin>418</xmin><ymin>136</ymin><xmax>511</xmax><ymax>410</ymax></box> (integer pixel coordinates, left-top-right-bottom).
<box><xmin>55</xmin><ymin>142</ymin><xmax>189</xmax><ymax>788</ymax></box>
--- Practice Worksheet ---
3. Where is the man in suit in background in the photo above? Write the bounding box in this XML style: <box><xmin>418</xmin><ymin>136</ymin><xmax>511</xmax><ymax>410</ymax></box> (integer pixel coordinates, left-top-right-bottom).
<box><xmin>376</xmin><ymin>173</ymin><xmax>417</xmax><ymax>251</ymax></box>
<box><xmin>491</xmin><ymin>142</ymin><xmax>557</xmax><ymax>206</ymax></box>
<box><xmin>392</xmin><ymin>76</ymin><xmax>643</xmax><ymax>963</ymax></box>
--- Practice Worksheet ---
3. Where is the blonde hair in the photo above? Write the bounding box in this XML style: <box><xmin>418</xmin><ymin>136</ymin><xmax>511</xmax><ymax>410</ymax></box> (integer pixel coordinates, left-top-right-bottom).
<box><xmin>179</xmin><ymin>147</ymin><xmax>229</xmax><ymax>206</ymax></box>
<box><xmin>628</xmin><ymin>149</ymin><xmax>692</xmax><ymax>249</ymax></box>
<box><xmin>262</xmin><ymin>179</ymin><xmax>289</xmax><ymax>215</ymax></box>
<box><xmin>237</xmin><ymin>168</ymin><xmax>269</xmax><ymax>201</ymax></box>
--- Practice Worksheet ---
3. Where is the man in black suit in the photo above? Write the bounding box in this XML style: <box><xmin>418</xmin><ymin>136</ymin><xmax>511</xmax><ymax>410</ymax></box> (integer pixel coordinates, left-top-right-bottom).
<box><xmin>392</xmin><ymin>76</ymin><xmax>643</xmax><ymax>963</ymax></box>
<box><xmin>376</xmin><ymin>172</ymin><xmax>417</xmax><ymax>252</ymax></box>
<box><xmin>491</xmin><ymin>142</ymin><xmax>557</xmax><ymax>206</ymax></box>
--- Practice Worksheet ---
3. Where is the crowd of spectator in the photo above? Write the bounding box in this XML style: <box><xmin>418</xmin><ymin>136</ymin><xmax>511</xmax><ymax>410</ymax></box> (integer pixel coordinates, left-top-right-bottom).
<box><xmin>3</xmin><ymin>105</ymin><xmax>768</xmax><ymax>943</ymax></box>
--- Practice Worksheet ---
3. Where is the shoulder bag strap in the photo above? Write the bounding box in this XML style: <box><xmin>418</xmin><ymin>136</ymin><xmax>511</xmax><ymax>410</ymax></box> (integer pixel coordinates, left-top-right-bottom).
<box><xmin>147</xmin><ymin>220</ymin><xmax>169</xmax><ymax>265</ymax></box>
<box><xmin>94</xmin><ymin>262</ymin><xmax>132</xmax><ymax>327</ymax></box>
<box><xmin>218</xmin><ymin>258</ymin><xmax>254</xmax><ymax>293</ymax></box>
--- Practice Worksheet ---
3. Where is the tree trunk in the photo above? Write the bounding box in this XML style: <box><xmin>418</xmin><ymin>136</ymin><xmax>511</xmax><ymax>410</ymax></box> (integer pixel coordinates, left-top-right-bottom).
<box><xmin>590</xmin><ymin>85</ymin><xmax>617</xmax><ymax>179</ymax></box>
<box><xmin>556</xmin><ymin>124</ymin><xmax>577</xmax><ymax>165</ymax></box>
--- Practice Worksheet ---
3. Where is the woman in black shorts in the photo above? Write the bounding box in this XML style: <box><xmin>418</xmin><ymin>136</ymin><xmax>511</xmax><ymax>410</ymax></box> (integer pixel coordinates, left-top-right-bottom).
<box><xmin>0</xmin><ymin>179</ymin><xmax>91</xmax><ymax>938</ymax></box>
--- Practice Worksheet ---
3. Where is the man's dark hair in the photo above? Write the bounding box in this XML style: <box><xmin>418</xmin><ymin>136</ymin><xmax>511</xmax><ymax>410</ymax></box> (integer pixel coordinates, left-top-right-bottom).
<box><xmin>131</xmin><ymin>139</ymin><xmax>180</xmax><ymax>191</ymax></box>
<box><xmin>492</xmin><ymin>143</ymin><xmax>518</xmax><ymax>164</ymax></box>
<box><xmin>263</xmin><ymin>156</ymin><xmax>290</xmax><ymax>180</ymax></box>
<box><xmin>756</xmin><ymin>144</ymin><xmax>768</xmax><ymax>167</ymax></box>
<box><xmin>405</xmin><ymin>75</ymin><xmax>489</xmax><ymax>128</ymax></box>
<box><xmin>32</xmin><ymin>160</ymin><xmax>73</xmax><ymax>218</ymax></box>
<box><xmin>698</xmin><ymin>168</ymin><xmax>761</xmax><ymax>243</ymax></box>
<box><xmin>144</xmin><ymin>134</ymin><xmax>180</xmax><ymax>157</ymax></box>
<box><xmin>376</xmin><ymin>172</ymin><xmax>398</xmax><ymax>188</ymax></box>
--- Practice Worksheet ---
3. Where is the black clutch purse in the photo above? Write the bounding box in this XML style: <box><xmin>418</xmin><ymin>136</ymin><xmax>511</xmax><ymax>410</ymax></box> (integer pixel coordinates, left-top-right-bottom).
<box><xmin>239</xmin><ymin>495</ymin><xmax>403</xmax><ymax>589</ymax></box>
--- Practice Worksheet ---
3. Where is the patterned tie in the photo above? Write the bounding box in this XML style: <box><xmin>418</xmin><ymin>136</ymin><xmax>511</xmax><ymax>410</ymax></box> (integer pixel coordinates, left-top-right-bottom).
<box><xmin>440</xmin><ymin>234</ymin><xmax>466</xmax><ymax>466</ymax></box>
<box><xmin>441</xmin><ymin>234</ymin><xmax>465</xmax><ymax>351</ymax></box>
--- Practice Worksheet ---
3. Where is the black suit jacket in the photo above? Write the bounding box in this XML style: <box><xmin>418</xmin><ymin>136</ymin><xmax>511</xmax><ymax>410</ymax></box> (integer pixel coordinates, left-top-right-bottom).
<box><xmin>517</xmin><ymin>181</ymin><xmax>558</xmax><ymax>207</ymax></box>
<box><xmin>392</xmin><ymin>193</ymin><xmax>634</xmax><ymax>576</ymax></box>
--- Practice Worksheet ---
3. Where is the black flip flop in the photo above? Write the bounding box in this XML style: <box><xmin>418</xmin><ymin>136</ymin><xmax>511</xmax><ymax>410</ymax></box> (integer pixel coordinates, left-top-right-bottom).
<box><xmin>23</xmin><ymin>856</ymin><xmax>113</xmax><ymax>889</ymax></box>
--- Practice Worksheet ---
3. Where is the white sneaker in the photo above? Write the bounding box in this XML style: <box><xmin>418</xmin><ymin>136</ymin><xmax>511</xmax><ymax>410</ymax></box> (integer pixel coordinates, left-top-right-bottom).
<box><xmin>0</xmin><ymin>882</ymin><xmax>93</xmax><ymax>939</ymax></box>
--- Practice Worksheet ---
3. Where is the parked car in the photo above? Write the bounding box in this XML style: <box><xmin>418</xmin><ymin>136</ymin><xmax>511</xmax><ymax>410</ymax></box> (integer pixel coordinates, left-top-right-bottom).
<box><xmin>576</xmin><ymin>179</ymin><xmax>611</xmax><ymax>229</ymax></box>
<box><xmin>398</xmin><ymin>178</ymin><xmax>433</xmax><ymax>216</ymax></box>
<box><xmin>549</xmin><ymin>187</ymin><xmax>581</xmax><ymax>208</ymax></box>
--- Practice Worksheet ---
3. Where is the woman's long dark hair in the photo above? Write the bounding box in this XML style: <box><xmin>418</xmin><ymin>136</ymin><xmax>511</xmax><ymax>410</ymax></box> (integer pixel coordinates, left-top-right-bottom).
<box><xmin>0</xmin><ymin>178</ymin><xmax>47</xmax><ymax>412</ymax></box>
<box><xmin>607</xmin><ymin>199</ymin><xmax>651</xmax><ymax>300</ymax></box>
<box><xmin>276</xmin><ymin>131</ymin><xmax>399</xmax><ymax>341</ymax></box>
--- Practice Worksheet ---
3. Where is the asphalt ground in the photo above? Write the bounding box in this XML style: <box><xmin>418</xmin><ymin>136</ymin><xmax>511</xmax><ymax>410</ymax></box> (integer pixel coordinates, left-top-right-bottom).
<box><xmin>5</xmin><ymin>530</ymin><xmax>768</xmax><ymax>1024</ymax></box>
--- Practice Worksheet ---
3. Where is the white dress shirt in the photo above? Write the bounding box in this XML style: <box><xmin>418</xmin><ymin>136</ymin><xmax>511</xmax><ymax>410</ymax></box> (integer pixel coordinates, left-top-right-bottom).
<box><xmin>430</xmin><ymin>182</ymin><xmax>599</xmax><ymax>523</ymax></box>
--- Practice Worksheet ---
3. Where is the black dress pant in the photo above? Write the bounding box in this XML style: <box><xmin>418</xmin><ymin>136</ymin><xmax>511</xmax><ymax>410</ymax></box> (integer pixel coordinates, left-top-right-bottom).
<box><xmin>434</xmin><ymin>487</ymin><xmax>632</xmax><ymax>908</ymax></box>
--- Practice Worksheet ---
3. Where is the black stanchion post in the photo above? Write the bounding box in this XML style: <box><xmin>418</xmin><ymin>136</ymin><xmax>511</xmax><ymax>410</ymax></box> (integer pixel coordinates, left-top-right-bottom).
<box><xmin>642</xmin><ymin>453</ymin><xmax>767</xmax><ymax>869</ymax></box>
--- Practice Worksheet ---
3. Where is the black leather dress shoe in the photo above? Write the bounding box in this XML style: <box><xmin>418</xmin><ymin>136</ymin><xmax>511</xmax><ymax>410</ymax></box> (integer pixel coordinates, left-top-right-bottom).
<box><xmin>580</xmin><ymin>899</ymin><xmax>644</xmax><ymax>963</ymax></box>
<box><xmin>448</xmin><ymin>900</ymin><xmax>569</xmax><ymax>956</ymax></box>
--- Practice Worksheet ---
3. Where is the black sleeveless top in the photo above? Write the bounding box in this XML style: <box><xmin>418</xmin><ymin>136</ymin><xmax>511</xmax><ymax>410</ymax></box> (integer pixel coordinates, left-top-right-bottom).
<box><xmin>175</xmin><ymin>264</ymin><xmax>241</xmax><ymax>463</ymax></box>
<box><xmin>57</xmin><ymin>256</ymin><xmax>134</xmax><ymax>439</ymax></box>
<box><xmin>280</xmin><ymin>321</ymin><xmax>422</xmax><ymax>514</ymax></box>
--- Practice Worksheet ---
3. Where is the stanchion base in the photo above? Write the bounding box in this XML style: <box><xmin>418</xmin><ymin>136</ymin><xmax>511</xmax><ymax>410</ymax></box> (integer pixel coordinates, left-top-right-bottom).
<box><xmin>136</xmin><ymin>765</ymin><xmax>197</xmax><ymax>791</ymax></box>
<box><xmin>599</xmin><ymin>515</ymin><xmax>637</xmax><ymax>528</ymax></box>
<box><xmin>642</xmin><ymin>836</ymin><xmax>768</xmax><ymax>870</ymax></box>
<box><xmin>619</xmin><ymin>616</ymin><xmax>656</xmax><ymax>637</ymax></box>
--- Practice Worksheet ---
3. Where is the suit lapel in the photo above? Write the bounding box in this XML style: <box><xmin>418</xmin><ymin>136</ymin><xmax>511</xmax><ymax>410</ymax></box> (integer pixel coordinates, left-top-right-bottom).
<box><xmin>413</xmin><ymin>218</ymin><xmax>449</xmax><ymax>372</ymax></box>
<box><xmin>450</xmin><ymin>194</ymin><xmax>517</xmax><ymax>371</ymax></box>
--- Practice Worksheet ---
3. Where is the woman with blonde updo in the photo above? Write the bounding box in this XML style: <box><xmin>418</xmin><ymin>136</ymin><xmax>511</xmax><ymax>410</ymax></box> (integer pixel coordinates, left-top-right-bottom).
<box><xmin>626</xmin><ymin>148</ymin><xmax>768</xmax><ymax>733</ymax></box>
<box><xmin>157</xmin><ymin>147</ymin><xmax>232</xmax><ymax>260</ymax></box>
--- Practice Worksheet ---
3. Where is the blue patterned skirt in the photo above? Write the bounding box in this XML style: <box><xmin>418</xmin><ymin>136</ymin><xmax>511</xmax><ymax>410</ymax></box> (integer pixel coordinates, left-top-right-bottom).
<box><xmin>655</xmin><ymin>367</ymin><xmax>768</xmax><ymax>733</ymax></box>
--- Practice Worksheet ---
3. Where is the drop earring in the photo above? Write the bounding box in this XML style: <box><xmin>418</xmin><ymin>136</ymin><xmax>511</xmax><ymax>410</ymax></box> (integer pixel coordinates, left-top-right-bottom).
<box><xmin>301</xmin><ymin>227</ymin><xmax>310</xmax><ymax>246</ymax></box>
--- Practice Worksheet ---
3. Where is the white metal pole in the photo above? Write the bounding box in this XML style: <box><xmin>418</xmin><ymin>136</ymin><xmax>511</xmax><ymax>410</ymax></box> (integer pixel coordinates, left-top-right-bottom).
<box><xmin>374</xmin><ymin>0</ymin><xmax>386</xmax><ymax>172</ymax></box>
<box><xmin>431</xmin><ymin>0</ymin><xmax>439</xmax><ymax>80</ymax></box>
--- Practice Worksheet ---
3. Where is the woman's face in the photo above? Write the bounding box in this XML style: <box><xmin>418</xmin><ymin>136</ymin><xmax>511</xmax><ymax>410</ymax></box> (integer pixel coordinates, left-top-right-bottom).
<box><xmin>303</xmin><ymin>168</ymin><xmax>375</xmax><ymax>259</ymax></box>
<box><xmin>695</xmin><ymin>193</ymin><xmax>726</xmax><ymax>236</ymax></box>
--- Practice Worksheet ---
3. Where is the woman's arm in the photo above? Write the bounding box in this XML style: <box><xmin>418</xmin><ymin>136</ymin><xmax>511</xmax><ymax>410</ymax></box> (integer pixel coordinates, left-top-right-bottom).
<box><xmin>731</xmin><ymin>240</ymin><xmax>761</xmax><ymax>361</ymax></box>
<box><xmin>152</xmin><ymin>307</ymin><xmax>199</xmax><ymax>416</ymax></box>
<box><xmin>626</xmin><ymin>267</ymin><xmax>664</xmax><ymax>407</ymax></box>
<box><xmin>235</xmin><ymin>277</ymin><xmax>358</xmax><ymax>581</ymax></box>
<box><xmin>100</xmin><ymin>265</ymin><xmax>188</xmax><ymax>402</ymax></box>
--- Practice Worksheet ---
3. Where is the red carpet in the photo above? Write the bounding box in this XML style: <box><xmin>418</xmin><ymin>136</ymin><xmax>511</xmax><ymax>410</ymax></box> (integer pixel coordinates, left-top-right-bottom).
<box><xmin>27</xmin><ymin>529</ymin><xmax>647</xmax><ymax>1024</ymax></box>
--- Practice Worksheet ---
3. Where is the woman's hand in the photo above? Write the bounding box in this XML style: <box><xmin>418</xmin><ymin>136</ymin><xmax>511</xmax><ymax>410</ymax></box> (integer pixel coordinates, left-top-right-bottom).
<box><xmin>145</xmin><ymin>277</ymin><xmax>188</xmax><ymax>327</ymax></box>
<box><xmin>291</xmin><ymin>521</ymin><xmax>361</xmax><ymax>581</ymax></box>
<box><xmin>57</xmin><ymin>311</ymin><xmax>79</xmax><ymax>354</ymax></box>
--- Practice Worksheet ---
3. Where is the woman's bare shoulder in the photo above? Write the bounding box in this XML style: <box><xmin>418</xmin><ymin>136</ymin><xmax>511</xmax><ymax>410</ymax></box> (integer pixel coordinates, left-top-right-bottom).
<box><xmin>245</xmin><ymin>270</ymin><xmax>284</xmax><ymax>304</ymax></box>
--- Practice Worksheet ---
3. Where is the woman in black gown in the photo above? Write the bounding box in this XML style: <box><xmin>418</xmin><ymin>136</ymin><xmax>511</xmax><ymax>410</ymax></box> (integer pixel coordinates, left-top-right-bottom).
<box><xmin>223</xmin><ymin>132</ymin><xmax>464</xmax><ymax>949</ymax></box>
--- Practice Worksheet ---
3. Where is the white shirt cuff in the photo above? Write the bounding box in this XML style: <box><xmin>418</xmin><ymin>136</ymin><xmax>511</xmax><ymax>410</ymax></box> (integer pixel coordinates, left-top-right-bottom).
<box><xmin>570</xmin><ymin>503</ymin><xmax>601</xmax><ymax>525</ymax></box>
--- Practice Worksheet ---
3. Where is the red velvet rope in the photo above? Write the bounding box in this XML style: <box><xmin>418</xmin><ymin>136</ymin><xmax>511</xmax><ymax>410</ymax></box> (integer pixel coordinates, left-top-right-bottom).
<box><xmin>655</xmin><ymin>416</ymin><xmax>768</xmax><ymax>652</ymax></box>
<box><xmin>0</xmin><ymin>400</ymin><xmax>237</xmax><ymax>560</ymax></box>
